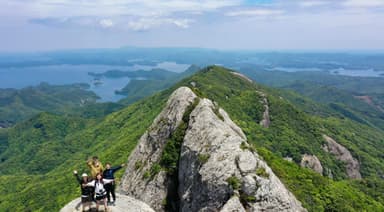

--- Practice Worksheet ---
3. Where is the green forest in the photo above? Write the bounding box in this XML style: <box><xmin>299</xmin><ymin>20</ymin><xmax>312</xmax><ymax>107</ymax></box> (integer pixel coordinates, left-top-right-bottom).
<box><xmin>0</xmin><ymin>66</ymin><xmax>383</xmax><ymax>211</ymax></box>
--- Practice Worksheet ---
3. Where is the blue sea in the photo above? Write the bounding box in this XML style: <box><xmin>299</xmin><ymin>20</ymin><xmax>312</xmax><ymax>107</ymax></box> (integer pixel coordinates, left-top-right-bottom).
<box><xmin>0</xmin><ymin>62</ymin><xmax>190</xmax><ymax>102</ymax></box>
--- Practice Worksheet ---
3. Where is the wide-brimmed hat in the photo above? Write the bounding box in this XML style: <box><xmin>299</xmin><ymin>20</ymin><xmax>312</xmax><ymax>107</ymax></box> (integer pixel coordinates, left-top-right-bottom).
<box><xmin>81</xmin><ymin>173</ymin><xmax>88</xmax><ymax>177</ymax></box>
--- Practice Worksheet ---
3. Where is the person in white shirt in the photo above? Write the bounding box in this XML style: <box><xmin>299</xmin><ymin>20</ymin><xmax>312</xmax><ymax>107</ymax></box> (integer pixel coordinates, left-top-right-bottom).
<box><xmin>86</xmin><ymin>172</ymin><xmax>113</xmax><ymax>211</ymax></box>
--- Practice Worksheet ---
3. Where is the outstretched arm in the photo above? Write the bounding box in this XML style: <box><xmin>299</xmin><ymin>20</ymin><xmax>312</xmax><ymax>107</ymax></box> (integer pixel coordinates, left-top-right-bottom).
<box><xmin>111</xmin><ymin>163</ymin><xmax>125</xmax><ymax>173</ymax></box>
<box><xmin>73</xmin><ymin>170</ymin><xmax>82</xmax><ymax>184</ymax></box>
<box><xmin>85</xmin><ymin>180</ymin><xmax>95</xmax><ymax>187</ymax></box>
<box><xmin>102</xmin><ymin>179</ymin><xmax>114</xmax><ymax>184</ymax></box>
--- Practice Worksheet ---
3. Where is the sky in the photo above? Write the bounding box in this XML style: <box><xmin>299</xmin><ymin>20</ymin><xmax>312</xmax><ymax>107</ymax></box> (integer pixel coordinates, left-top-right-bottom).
<box><xmin>1</xmin><ymin>0</ymin><xmax>384</xmax><ymax>52</ymax></box>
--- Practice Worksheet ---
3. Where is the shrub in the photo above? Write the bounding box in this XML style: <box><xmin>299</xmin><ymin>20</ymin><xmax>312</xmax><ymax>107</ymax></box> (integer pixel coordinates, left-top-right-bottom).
<box><xmin>161</xmin><ymin>99</ymin><xmax>200</xmax><ymax>173</ymax></box>
<box><xmin>212</xmin><ymin>104</ymin><xmax>224</xmax><ymax>121</ymax></box>
<box><xmin>143</xmin><ymin>163</ymin><xmax>161</xmax><ymax>180</ymax></box>
<box><xmin>150</xmin><ymin>163</ymin><xmax>161</xmax><ymax>177</ymax></box>
<box><xmin>143</xmin><ymin>171</ymin><xmax>150</xmax><ymax>179</ymax></box>
<box><xmin>227</xmin><ymin>176</ymin><xmax>241</xmax><ymax>190</ymax></box>
<box><xmin>240</xmin><ymin>141</ymin><xmax>256</xmax><ymax>153</ymax></box>
<box><xmin>198</xmin><ymin>154</ymin><xmax>210</xmax><ymax>164</ymax></box>
<box><xmin>256</xmin><ymin>167</ymin><xmax>269</xmax><ymax>178</ymax></box>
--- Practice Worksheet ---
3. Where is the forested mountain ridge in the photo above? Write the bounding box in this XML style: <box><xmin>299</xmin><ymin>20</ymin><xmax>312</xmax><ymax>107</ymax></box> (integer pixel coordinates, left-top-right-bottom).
<box><xmin>0</xmin><ymin>66</ymin><xmax>383</xmax><ymax>211</ymax></box>
<box><xmin>0</xmin><ymin>83</ymin><xmax>100</xmax><ymax>127</ymax></box>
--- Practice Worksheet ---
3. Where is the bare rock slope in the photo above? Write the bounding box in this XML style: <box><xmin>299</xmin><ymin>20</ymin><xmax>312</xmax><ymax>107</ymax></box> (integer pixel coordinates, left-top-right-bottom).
<box><xmin>323</xmin><ymin>135</ymin><xmax>361</xmax><ymax>179</ymax></box>
<box><xmin>60</xmin><ymin>194</ymin><xmax>155</xmax><ymax>212</ymax></box>
<box><xmin>300</xmin><ymin>154</ymin><xmax>323</xmax><ymax>175</ymax></box>
<box><xmin>119</xmin><ymin>87</ymin><xmax>305</xmax><ymax>211</ymax></box>
<box><xmin>119</xmin><ymin>87</ymin><xmax>198</xmax><ymax>211</ymax></box>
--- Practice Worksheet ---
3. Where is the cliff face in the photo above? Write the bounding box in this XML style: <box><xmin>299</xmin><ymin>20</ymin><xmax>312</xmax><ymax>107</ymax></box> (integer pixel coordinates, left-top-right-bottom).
<box><xmin>179</xmin><ymin>97</ymin><xmax>304</xmax><ymax>211</ymax></box>
<box><xmin>323</xmin><ymin>135</ymin><xmax>362</xmax><ymax>179</ymax></box>
<box><xmin>119</xmin><ymin>87</ymin><xmax>198</xmax><ymax>211</ymax></box>
<box><xmin>119</xmin><ymin>87</ymin><xmax>305</xmax><ymax>211</ymax></box>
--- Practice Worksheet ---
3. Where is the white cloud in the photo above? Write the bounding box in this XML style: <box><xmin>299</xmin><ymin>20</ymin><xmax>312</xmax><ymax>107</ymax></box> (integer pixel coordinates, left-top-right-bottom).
<box><xmin>127</xmin><ymin>18</ymin><xmax>193</xmax><ymax>31</ymax></box>
<box><xmin>342</xmin><ymin>0</ymin><xmax>384</xmax><ymax>7</ymax></box>
<box><xmin>30</xmin><ymin>17</ymin><xmax>96</xmax><ymax>28</ymax></box>
<box><xmin>299</xmin><ymin>1</ymin><xmax>329</xmax><ymax>8</ymax></box>
<box><xmin>226</xmin><ymin>9</ymin><xmax>284</xmax><ymax>17</ymax></box>
<box><xmin>99</xmin><ymin>19</ymin><xmax>114</xmax><ymax>28</ymax></box>
<box><xmin>10</xmin><ymin>0</ymin><xmax>241</xmax><ymax>17</ymax></box>
<box><xmin>171</xmin><ymin>19</ymin><xmax>192</xmax><ymax>29</ymax></box>
<box><xmin>7</xmin><ymin>0</ymin><xmax>238</xmax><ymax>30</ymax></box>
<box><xmin>30</xmin><ymin>16</ymin><xmax>193</xmax><ymax>31</ymax></box>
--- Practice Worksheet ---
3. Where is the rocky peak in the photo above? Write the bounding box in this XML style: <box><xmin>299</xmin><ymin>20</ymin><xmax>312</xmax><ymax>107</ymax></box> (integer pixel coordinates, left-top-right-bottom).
<box><xmin>118</xmin><ymin>86</ymin><xmax>198</xmax><ymax>211</ymax></box>
<box><xmin>180</xmin><ymin>96</ymin><xmax>304</xmax><ymax>211</ymax></box>
<box><xmin>118</xmin><ymin>87</ymin><xmax>305</xmax><ymax>211</ymax></box>
<box><xmin>231</xmin><ymin>71</ymin><xmax>253</xmax><ymax>83</ymax></box>
<box><xmin>258</xmin><ymin>91</ymin><xmax>270</xmax><ymax>128</ymax></box>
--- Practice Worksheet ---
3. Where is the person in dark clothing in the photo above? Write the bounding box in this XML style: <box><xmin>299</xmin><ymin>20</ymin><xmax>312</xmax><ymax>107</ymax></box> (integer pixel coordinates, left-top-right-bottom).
<box><xmin>73</xmin><ymin>170</ymin><xmax>93</xmax><ymax>211</ymax></box>
<box><xmin>102</xmin><ymin>163</ymin><xmax>125</xmax><ymax>205</ymax></box>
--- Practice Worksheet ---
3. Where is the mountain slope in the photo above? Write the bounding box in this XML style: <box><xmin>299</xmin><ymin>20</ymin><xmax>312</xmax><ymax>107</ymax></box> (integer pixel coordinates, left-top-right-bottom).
<box><xmin>0</xmin><ymin>91</ymin><xmax>169</xmax><ymax>210</ymax></box>
<box><xmin>172</xmin><ymin>66</ymin><xmax>384</xmax><ymax>210</ymax></box>
<box><xmin>0</xmin><ymin>82</ymin><xmax>100</xmax><ymax>126</ymax></box>
<box><xmin>282</xmin><ymin>81</ymin><xmax>384</xmax><ymax>129</ymax></box>
<box><xmin>1</xmin><ymin>66</ymin><xmax>383</xmax><ymax>211</ymax></box>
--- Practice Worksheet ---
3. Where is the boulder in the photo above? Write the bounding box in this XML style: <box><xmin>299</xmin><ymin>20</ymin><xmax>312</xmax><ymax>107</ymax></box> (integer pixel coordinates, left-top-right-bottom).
<box><xmin>300</xmin><ymin>154</ymin><xmax>323</xmax><ymax>175</ymax></box>
<box><xmin>323</xmin><ymin>135</ymin><xmax>361</xmax><ymax>179</ymax></box>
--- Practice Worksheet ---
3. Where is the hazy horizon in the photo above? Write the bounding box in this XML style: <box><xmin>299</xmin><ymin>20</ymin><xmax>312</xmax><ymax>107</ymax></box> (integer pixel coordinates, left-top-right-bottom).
<box><xmin>2</xmin><ymin>46</ymin><xmax>384</xmax><ymax>54</ymax></box>
<box><xmin>1</xmin><ymin>0</ymin><xmax>384</xmax><ymax>52</ymax></box>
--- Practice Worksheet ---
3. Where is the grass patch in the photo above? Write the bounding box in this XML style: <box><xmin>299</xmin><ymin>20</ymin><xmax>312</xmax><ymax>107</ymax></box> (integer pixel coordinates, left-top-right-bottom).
<box><xmin>198</xmin><ymin>154</ymin><xmax>210</xmax><ymax>165</ymax></box>
<box><xmin>134</xmin><ymin>160</ymin><xmax>143</xmax><ymax>170</ymax></box>
<box><xmin>212</xmin><ymin>104</ymin><xmax>225</xmax><ymax>121</ymax></box>
<box><xmin>143</xmin><ymin>163</ymin><xmax>161</xmax><ymax>180</ymax></box>
<box><xmin>255</xmin><ymin>167</ymin><xmax>269</xmax><ymax>178</ymax></box>
<box><xmin>143</xmin><ymin>171</ymin><xmax>150</xmax><ymax>179</ymax></box>
<box><xmin>240</xmin><ymin>141</ymin><xmax>256</xmax><ymax>153</ymax></box>
<box><xmin>240</xmin><ymin>193</ymin><xmax>256</xmax><ymax>203</ymax></box>
<box><xmin>226</xmin><ymin>176</ymin><xmax>241</xmax><ymax>190</ymax></box>
<box><xmin>190</xmin><ymin>87</ymin><xmax>206</xmax><ymax>98</ymax></box>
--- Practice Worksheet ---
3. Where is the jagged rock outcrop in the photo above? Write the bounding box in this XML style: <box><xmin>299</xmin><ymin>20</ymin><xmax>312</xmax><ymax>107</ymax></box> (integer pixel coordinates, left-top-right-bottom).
<box><xmin>116</xmin><ymin>86</ymin><xmax>305</xmax><ymax>212</ymax></box>
<box><xmin>323</xmin><ymin>135</ymin><xmax>362</xmax><ymax>179</ymax></box>
<box><xmin>231</xmin><ymin>72</ymin><xmax>253</xmax><ymax>83</ymax></box>
<box><xmin>119</xmin><ymin>87</ymin><xmax>198</xmax><ymax>211</ymax></box>
<box><xmin>300</xmin><ymin>154</ymin><xmax>323</xmax><ymax>175</ymax></box>
<box><xmin>179</xmin><ymin>96</ymin><xmax>305</xmax><ymax>211</ymax></box>
<box><xmin>258</xmin><ymin>92</ymin><xmax>270</xmax><ymax>128</ymax></box>
<box><xmin>60</xmin><ymin>194</ymin><xmax>155</xmax><ymax>212</ymax></box>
